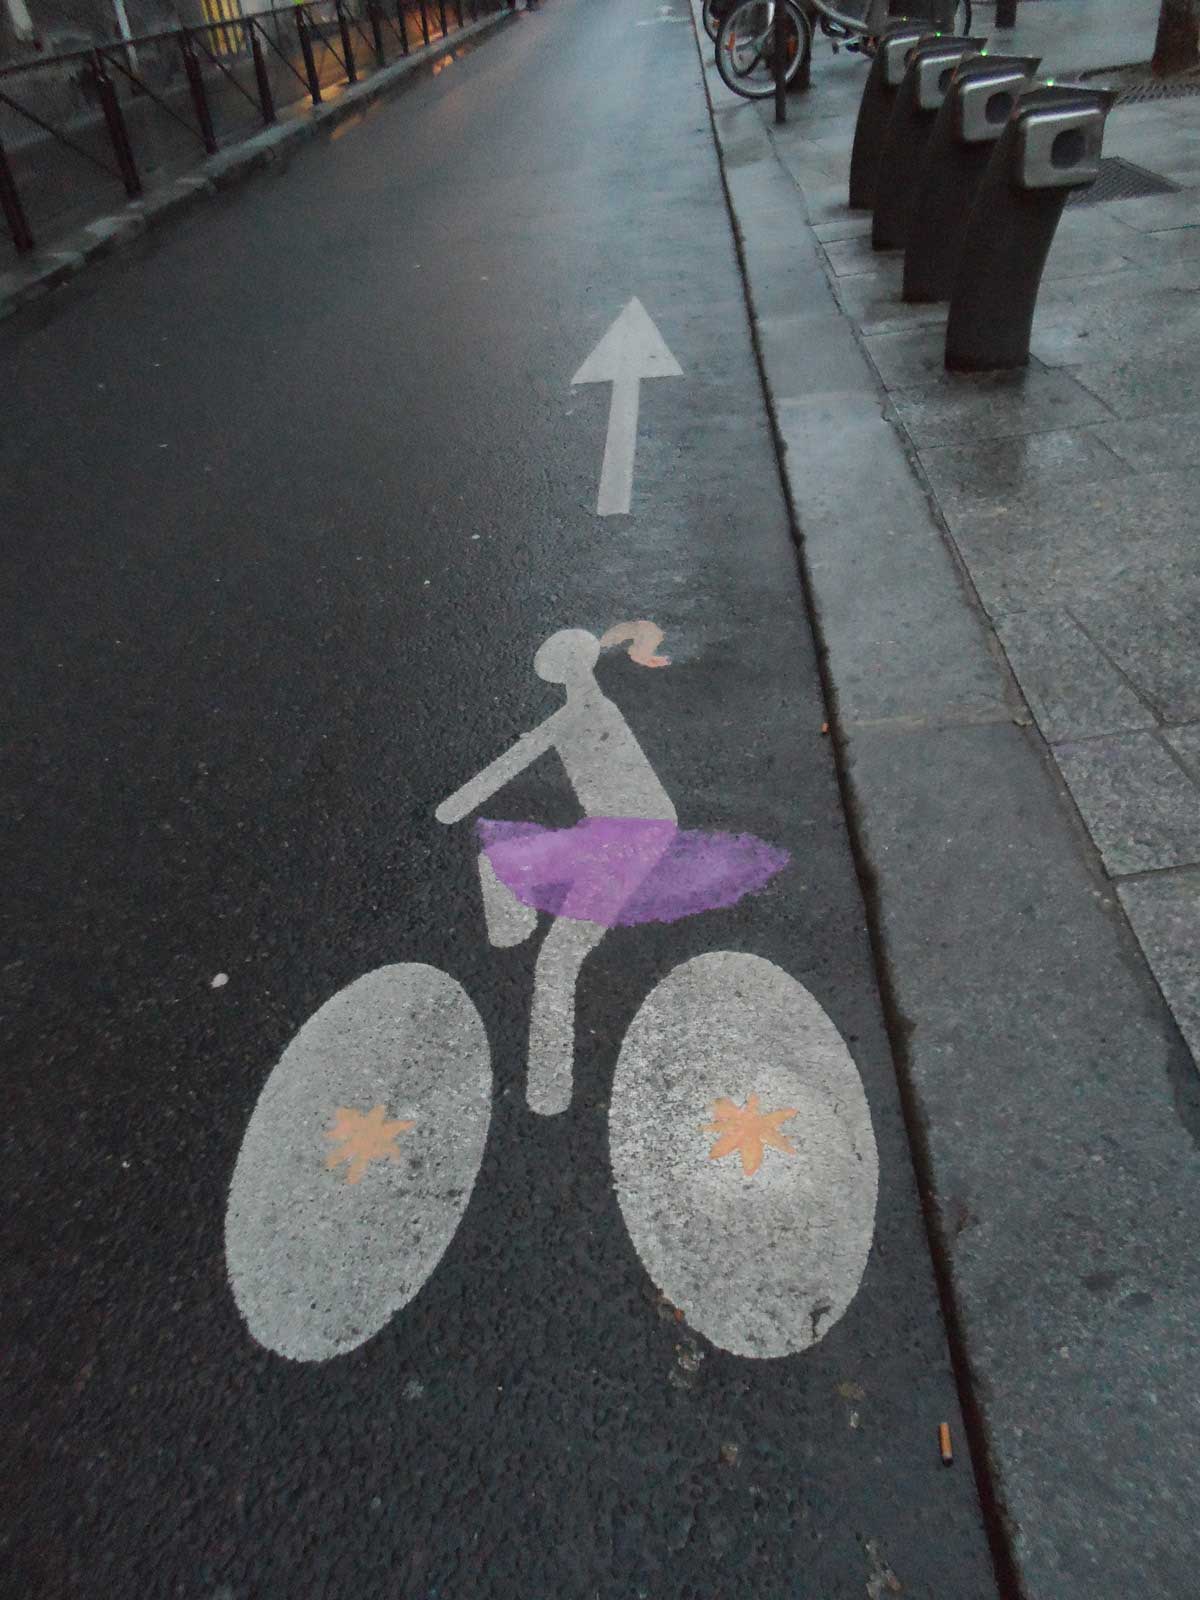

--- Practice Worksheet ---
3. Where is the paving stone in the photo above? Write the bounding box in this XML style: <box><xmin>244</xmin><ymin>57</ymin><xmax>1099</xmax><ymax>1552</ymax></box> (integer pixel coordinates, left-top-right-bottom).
<box><xmin>1162</xmin><ymin>169</ymin><xmax>1200</xmax><ymax>189</ymax></box>
<box><xmin>1074</xmin><ymin>347</ymin><xmax>1200</xmax><ymax>418</ymax></box>
<box><xmin>1093</xmin><ymin>409</ymin><xmax>1200</xmax><ymax>472</ymax></box>
<box><xmin>812</xmin><ymin>216</ymin><xmax>873</xmax><ymax>243</ymax></box>
<box><xmin>1166</xmin><ymin>723</ymin><xmax>1200</xmax><ymax>776</ymax></box>
<box><xmin>992</xmin><ymin>607</ymin><xmax>1156</xmax><ymax>743</ymax></box>
<box><xmin>942</xmin><ymin>470</ymin><xmax>1200</xmax><ymax>617</ymax></box>
<box><xmin>1034</xmin><ymin>261</ymin><xmax>1200</xmax><ymax>316</ymax></box>
<box><xmin>775</xmin><ymin>392</ymin><xmax>1010</xmax><ymax>726</ymax></box>
<box><xmin>1053</xmin><ymin>206</ymin><xmax>1149</xmax><ymax>249</ymax></box>
<box><xmin>1031</xmin><ymin>280</ymin><xmax>1200</xmax><ymax>366</ymax></box>
<box><xmin>1098</xmin><ymin>190</ymin><xmax>1200</xmax><ymax>233</ymax></box>
<box><xmin>917</xmin><ymin>428</ymin><xmax>1130</xmax><ymax>517</ymax></box>
<box><xmin>1136</xmin><ymin>227</ymin><xmax>1200</xmax><ymax>271</ymax></box>
<box><xmin>892</xmin><ymin>367</ymin><xmax>1110</xmax><ymax>450</ymax></box>
<box><xmin>863</xmin><ymin>324</ymin><xmax>949</xmax><ymax>392</ymax></box>
<box><xmin>823</xmin><ymin>234</ymin><xmax>896</xmax><ymax>278</ymax></box>
<box><xmin>803</xmin><ymin>185</ymin><xmax>867</xmax><ymax>226</ymax></box>
<box><xmin>1054</xmin><ymin>731</ymin><xmax>1200</xmax><ymax>875</ymax></box>
<box><xmin>1040</xmin><ymin>239</ymin><xmax>1144</xmax><ymax>282</ymax></box>
<box><xmin>1071</xmin><ymin>583</ymin><xmax>1200</xmax><ymax>726</ymax></box>
<box><xmin>1103</xmin><ymin>126</ymin><xmax>1200</xmax><ymax>172</ymax></box>
<box><xmin>831</xmin><ymin>267</ymin><xmax>949</xmax><ymax>336</ymax></box>
<box><xmin>1119</xmin><ymin>868</ymin><xmax>1200</xmax><ymax>1065</ymax></box>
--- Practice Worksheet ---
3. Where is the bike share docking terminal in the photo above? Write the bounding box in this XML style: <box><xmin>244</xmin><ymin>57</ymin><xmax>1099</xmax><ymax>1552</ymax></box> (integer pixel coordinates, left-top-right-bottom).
<box><xmin>849</xmin><ymin>21</ymin><xmax>927</xmax><ymax>209</ymax></box>
<box><xmin>903</xmin><ymin>52</ymin><xmax>1042</xmax><ymax>303</ymax></box>
<box><xmin>945</xmin><ymin>83</ymin><xmax>1115</xmax><ymax>371</ymax></box>
<box><xmin>871</xmin><ymin>32</ymin><xmax>986</xmax><ymax>251</ymax></box>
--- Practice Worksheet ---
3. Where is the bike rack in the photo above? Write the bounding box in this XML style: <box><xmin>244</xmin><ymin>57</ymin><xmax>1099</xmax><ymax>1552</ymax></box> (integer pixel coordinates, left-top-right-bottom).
<box><xmin>903</xmin><ymin>52</ymin><xmax>1040</xmax><ymax>303</ymax></box>
<box><xmin>871</xmin><ymin>33</ymin><xmax>985</xmax><ymax>251</ymax></box>
<box><xmin>945</xmin><ymin>84</ymin><xmax>1115</xmax><ymax>371</ymax></box>
<box><xmin>848</xmin><ymin>21</ymin><xmax>926</xmax><ymax>210</ymax></box>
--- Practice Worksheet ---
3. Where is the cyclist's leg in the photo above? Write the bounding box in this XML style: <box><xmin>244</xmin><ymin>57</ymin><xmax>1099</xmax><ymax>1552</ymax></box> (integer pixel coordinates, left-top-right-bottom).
<box><xmin>527</xmin><ymin>915</ymin><xmax>607</xmax><ymax>1116</ymax></box>
<box><xmin>478</xmin><ymin>849</ymin><xmax>538</xmax><ymax>948</ymax></box>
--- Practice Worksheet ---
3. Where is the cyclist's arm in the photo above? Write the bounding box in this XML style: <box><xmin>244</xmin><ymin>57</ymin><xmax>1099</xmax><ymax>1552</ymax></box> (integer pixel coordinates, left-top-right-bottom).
<box><xmin>434</xmin><ymin>716</ymin><xmax>559</xmax><ymax>824</ymax></box>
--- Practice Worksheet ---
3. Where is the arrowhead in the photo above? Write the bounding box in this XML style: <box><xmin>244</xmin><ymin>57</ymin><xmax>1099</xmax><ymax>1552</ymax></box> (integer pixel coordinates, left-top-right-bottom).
<box><xmin>571</xmin><ymin>298</ymin><xmax>684</xmax><ymax>386</ymax></box>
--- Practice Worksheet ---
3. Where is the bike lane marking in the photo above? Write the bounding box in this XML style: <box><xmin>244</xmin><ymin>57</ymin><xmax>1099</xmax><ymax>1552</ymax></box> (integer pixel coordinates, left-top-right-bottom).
<box><xmin>571</xmin><ymin>300</ymin><xmax>683</xmax><ymax>516</ymax></box>
<box><xmin>225</xmin><ymin>626</ymin><xmax>878</xmax><ymax>1364</ymax></box>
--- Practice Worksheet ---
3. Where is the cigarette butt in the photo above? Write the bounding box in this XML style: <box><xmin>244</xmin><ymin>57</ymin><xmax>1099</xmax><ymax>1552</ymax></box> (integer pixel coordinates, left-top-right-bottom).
<box><xmin>939</xmin><ymin>1422</ymin><xmax>953</xmax><ymax>1465</ymax></box>
<box><xmin>820</xmin><ymin>722</ymin><xmax>830</xmax><ymax>735</ymax></box>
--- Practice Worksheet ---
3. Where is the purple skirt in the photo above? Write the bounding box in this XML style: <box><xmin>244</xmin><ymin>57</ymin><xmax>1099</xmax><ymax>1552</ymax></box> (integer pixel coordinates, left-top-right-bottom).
<box><xmin>476</xmin><ymin>816</ymin><xmax>789</xmax><ymax>928</ymax></box>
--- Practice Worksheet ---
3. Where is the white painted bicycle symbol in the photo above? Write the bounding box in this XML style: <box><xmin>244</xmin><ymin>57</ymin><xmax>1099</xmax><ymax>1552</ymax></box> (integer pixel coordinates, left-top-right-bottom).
<box><xmin>225</xmin><ymin>624</ymin><xmax>878</xmax><ymax>1362</ymax></box>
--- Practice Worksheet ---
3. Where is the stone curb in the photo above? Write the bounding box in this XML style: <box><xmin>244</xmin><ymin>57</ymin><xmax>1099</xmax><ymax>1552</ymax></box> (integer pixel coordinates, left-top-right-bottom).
<box><xmin>0</xmin><ymin>8</ymin><xmax>514</xmax><ymax>325</ymax></box>
<box><xmin>689</xmin><ymin>8</ymin><xmax>1200</xmax><ymax>1600</ymax></box>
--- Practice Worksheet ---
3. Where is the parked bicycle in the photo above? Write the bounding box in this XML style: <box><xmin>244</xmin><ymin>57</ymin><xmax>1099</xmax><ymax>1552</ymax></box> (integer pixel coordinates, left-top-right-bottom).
<box><xmin>708</xmin><ymin>0</ymin><xmax>973</xmax><ymax>101</ymax></box>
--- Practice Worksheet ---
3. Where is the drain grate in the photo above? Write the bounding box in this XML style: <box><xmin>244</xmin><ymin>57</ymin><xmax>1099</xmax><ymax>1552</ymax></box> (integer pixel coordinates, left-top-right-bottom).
<box><xmin>1111</xmin><ymin>77</ymin><xmax>1200</xmax><ymax>103</ymax></box>
<box><xmin>1066</xmin><ymin>155</ymin><xmax>1180</xmax><ymax>206</ymax></box>
<box><xmin>1078</xmin><ymin>63</ymin><xmax>1200</xmax><ymax>104</ymax></box>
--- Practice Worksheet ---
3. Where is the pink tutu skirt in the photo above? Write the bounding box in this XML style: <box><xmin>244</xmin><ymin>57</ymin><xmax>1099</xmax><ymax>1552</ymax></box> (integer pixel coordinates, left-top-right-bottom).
<box><xmin>476</xmin><ymin>816</ymin><xmax>789</xmax><ymax>928</ymax></box>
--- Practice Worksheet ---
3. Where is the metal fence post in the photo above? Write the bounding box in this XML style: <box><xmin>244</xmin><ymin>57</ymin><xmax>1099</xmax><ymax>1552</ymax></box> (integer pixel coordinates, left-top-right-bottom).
<box><xmin>418</xmin><ymin>0</ymin><xmax>431</xmax><ymax>46</ymax></box>
<box><xmin>296</xmin><ymin>9</ymin><xmax>323</xmax><ymax>103</ymax></box>
<box><xmin>455</xmin><ymin>0</ymin><xmax>465</xmax><ymax>28</ymax></box>
<box><xmin>368</xmin><ymin>0</ymin><xmax>386</xmax><ymax>65</ymax></box>
<box><xmin>180</xmin><ymin>32</ymin><xmax>218</xmax><ymax>154</ymax></box>
<box><xmin>247</xmin><ymin>18</ymin><xmax>276</xmax><ymax>124</ymax></box>
<box><xmin>773</xmin><ymin>3</ymin><xmax>786</xmax><ymax>124</ymax></box>
<box><xmin>438</xmin><ymin>0</ymin><xmax>448</xmax><ymax>38</ymax></box>
<box><xmin>91</xmin><ymin>52</ymin><xmax>142</xmax><ymax>198</ymax></box>
<box><xmin>0</xmin><ymin>131</ymin><xmax>34</xmax><ymax>255</ymax></box>
<box><xmin>336</xmin><ymin>0</ymin><xmax>358</xmax><ymax>81</ymax></box>
<box><xmin>996</xmin><ymin>0</ymin><xmax>1017</xmax><ymax>25</ymax></box>
<box><xmin>396</xmin><ymin>0</ymin><xmax>410</xmax><ymax>53</ymax></box>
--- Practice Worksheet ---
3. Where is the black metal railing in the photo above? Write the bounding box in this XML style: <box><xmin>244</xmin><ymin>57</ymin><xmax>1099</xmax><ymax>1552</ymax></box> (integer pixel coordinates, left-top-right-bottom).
<box><xmin>0</xmin><ymin>0</ymin><xmax>515</xmax><ymax>262</ymax></box>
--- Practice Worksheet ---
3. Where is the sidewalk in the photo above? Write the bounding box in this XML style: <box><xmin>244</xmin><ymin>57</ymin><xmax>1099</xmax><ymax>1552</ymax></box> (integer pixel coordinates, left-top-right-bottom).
<box><xmin>692</xmin><ymin>1</ymin><xmax>1200</xmax><ymax>1595</ymax></box>
<box><xmin>785</xmin><ymin>0</ymin><xmax>1200</xmax><ymax>1074</ymax></box>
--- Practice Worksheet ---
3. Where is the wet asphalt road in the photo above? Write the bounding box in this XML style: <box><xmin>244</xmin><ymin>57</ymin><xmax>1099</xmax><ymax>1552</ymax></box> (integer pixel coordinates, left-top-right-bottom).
<box><xmin>2</xmin><ymin>3</ymin><xmax>1000</xmax><ymax>1596</ymax></box>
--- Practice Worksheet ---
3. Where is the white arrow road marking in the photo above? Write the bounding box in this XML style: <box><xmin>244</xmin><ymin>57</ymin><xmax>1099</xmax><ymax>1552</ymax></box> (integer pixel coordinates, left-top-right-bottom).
<box><xmin>571</xmin><ymin>299</ymin><xmax>683</xmax><ymax>517</ymax></box>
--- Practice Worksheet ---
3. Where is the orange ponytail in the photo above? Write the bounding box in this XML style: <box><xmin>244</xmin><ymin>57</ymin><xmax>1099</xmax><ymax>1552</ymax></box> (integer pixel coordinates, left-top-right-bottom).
<box><xmin>599</xmin><ymin>620</ymin><xmax>670</xmax><ymax>669</ymax></box>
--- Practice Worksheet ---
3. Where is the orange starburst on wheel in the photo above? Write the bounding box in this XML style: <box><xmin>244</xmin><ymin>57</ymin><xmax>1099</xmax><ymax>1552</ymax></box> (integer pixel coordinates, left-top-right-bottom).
<box><xmin>324</xmin><ymin>1104</ymin><xmax>415</xmax><ymax>1185</ymax></box>
<box><xmin>704</xmin><ymin>1093</ymin><xmax>797</xmax><ymax>1177</ymax></box>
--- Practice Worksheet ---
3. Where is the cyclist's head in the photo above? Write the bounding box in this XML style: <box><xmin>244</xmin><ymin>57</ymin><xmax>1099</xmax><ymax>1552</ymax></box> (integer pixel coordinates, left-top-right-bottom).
<box><xmin>534</xmin><ymin>629</ymin><xmax>601</xmax><ymax>685</ymax></box>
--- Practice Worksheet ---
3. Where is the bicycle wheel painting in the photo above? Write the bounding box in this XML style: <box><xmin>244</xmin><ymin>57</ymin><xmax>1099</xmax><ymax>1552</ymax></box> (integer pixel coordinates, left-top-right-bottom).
<box><xmin>225</xmin><ymin>964</ymin><xmax>491</xmax><ymax>1362</ymax></box>
<box><xmin>610</xmin><ymin>952</ymin><xmax>878</xmax><ymax>1358</ymax></box>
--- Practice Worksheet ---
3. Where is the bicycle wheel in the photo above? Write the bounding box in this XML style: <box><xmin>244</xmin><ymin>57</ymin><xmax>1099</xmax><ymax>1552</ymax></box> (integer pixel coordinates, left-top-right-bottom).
<box><xmin>807</xmin><ymin>0</ymin><xmax>884</xmax><ymax>33</ymax></box>
<box><xmin>610</xmin><ymin>952</ymin><xmax>878</xmax><ymax>1358</ymax></box>
<box><xmin>715</xmin><ymin>0</ymin><xmax>813</xmax><ymax>99</ymax></box>
<box><xmin>225</xmin><ymin>964</ymin><xmax>491</xmax><ymax>1361</ymax></box>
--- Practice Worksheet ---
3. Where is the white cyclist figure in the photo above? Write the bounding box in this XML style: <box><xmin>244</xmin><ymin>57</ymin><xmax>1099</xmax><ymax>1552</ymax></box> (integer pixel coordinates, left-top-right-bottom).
<box><xmin>435</xmin><ymin>620</ymin><xmax>786</xmax><ymax>1115</ymax></box>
